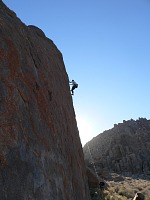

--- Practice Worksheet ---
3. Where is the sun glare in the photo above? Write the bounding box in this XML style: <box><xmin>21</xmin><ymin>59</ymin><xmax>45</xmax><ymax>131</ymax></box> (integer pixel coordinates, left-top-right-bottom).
<box><xmin>76</xmin><ymin>116</ymin><xmax>94</xmax><ymax>146</ymax></box>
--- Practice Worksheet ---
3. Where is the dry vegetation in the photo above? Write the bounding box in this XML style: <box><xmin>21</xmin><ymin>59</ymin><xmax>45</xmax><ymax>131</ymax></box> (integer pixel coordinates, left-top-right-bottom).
<box><xmin>103</xmin><ymin>175</ymin><xmax>150</xmax><ymax>200</ymax></box>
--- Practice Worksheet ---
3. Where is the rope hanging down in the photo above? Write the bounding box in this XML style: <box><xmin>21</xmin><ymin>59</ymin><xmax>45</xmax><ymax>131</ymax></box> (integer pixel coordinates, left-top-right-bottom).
<box><xmin>87</xmin><ymin>142</ymin><xmax>99</xmax><ymax>181</ymax></box>
<box><xmin>87</xmin><ymin>142</ymin><xmax>105</xmax><ymax>200</ymax></box>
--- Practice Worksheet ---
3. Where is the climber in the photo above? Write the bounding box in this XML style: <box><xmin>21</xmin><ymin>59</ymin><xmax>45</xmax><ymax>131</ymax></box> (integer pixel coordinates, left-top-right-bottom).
<box><xmin>69</xmin><ymin>80</ymin><xmax>78</xmax><ymax>95</ymax></box>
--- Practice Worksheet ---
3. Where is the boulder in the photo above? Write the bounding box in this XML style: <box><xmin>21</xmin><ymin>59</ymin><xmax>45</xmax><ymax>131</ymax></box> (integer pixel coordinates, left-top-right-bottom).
<box><xmin>0</xmin><ymin>1</ymin><xmax>90</xmax><ymax>199</ymax></box>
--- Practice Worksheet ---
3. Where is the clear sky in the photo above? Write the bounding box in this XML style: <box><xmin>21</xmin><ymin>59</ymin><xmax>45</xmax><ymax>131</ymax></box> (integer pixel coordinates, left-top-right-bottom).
<box><xmin>3</xmin><ymin>0</ymin><xmax>150</xmax><ymax>146</ymax></box>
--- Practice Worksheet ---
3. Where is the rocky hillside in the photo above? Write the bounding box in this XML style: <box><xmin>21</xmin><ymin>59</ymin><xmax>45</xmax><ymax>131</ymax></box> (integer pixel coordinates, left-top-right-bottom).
<box><xmin>0</xmin><ymin>1</ymin><xmax>90</xmax><ymax>199</ymax></box>
<box><xmin>83</xmin><ymin>118</ymin><xmax>150</xmax><ymax>176</ymax></box>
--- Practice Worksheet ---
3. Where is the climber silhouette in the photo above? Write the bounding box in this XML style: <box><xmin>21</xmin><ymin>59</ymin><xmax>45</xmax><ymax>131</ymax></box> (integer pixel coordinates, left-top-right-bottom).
<box><xmin>69</xmin><ymin>80</ymin><xmax>78</xmax><ymax>95</ymax></box>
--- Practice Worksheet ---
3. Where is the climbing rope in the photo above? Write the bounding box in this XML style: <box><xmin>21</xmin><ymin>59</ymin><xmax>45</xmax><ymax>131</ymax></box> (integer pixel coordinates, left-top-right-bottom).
<box><xmin>87</xmin><ymin>142</ymin><xmax>105</xmax><ymax>200</ymax></box>
<box><xmin>87</xmin><ymin>142</ymin><xmax>99</xmax><ymax>181</ymax></box>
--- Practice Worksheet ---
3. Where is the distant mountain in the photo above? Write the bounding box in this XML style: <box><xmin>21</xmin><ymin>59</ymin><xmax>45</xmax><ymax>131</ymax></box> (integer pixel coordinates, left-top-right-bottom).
<box><xmin>83</xmin><ymin>118</ymin><xmax>150</xmax><ymax>176</ymax></box>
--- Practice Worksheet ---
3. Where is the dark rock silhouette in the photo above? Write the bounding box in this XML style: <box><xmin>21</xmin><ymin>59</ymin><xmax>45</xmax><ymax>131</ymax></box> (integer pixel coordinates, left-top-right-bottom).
<box><xmin>0</xmin><ymin>1</ymin><xmax>90</xmax><ymax>199</ymax></box>
<box><xmin>133</xmin><ymin>192</ymin><xmax>145</xmax><ymax>200</ymax></box>
<box><xmin>86</xmin><ymin>167</ymin><xmax>99</xmax><ymax>188</ymax></box>
<box><xmin>83</xmin><ymin>118</ymin><xmax>150</xmax><ymax>176</ymax></box>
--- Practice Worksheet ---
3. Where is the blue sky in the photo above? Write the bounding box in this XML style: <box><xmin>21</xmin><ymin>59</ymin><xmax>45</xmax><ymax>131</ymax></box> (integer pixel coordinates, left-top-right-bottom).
<box><xmin>3</xmin><ymin>0</ymin><xmax>150</xmax><ymax>145</ymax></box>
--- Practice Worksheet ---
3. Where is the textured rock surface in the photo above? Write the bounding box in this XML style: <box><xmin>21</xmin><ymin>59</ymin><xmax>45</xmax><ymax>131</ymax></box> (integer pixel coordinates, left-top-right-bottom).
<box><xmin>83</xmin><ymin>118</ymin><xmax>150</xmax><ymax>176</ymax></box>
<box><xmin>0</xmin><ymin>1</ymin><xmax>90</xmax><ymax>199</ymax></box>
<box><xmin>86</xmin><ymin>167</ymin><xmax>99</xmax><ymax>188</ymax></box>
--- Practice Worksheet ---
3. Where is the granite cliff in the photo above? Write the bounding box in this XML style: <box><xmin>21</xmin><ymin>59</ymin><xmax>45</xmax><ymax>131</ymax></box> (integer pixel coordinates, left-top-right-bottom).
<box><xmin>83</xmin><ymin>118</ymin><xmax>150</xmax><ymax>176</ymax></box>
<box><xmin>0</xmin><ymin>1</ymin><xmax>90</xmax><ymax>199</ymax></box>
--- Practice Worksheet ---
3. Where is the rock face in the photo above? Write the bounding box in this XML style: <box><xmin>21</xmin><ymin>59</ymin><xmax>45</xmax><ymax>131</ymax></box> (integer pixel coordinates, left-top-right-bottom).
<box><xmin>83</xmin><ymin>118</ymin><xmax>150</xmax><ymax>176</ymax></box>
<box><xmin>0</xmin><ymin>1</ymin><xmax>90</xmax><ymax>200</ymax></box>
